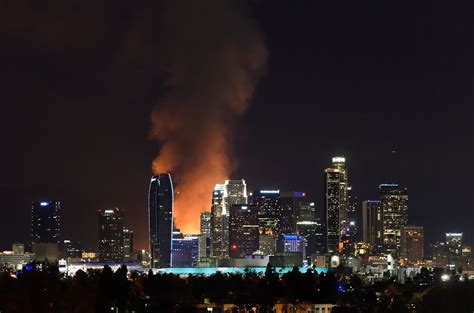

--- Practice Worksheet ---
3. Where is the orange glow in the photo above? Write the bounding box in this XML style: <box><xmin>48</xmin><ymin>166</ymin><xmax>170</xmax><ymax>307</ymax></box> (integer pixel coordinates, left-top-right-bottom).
<box><xmin>150</xmin><ymin>1</ymin><xmax>267</xmax><ymax>234</ymax></box>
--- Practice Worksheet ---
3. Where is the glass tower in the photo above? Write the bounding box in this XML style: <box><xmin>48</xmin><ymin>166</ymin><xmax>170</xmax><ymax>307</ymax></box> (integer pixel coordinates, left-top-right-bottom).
<box><xmin>148</xmin><ymin>174</ymin><xmax>174</xmax><ymax>268</ymax></box>
<box><xmin>31</xmin><ymin>201</ymin><xmax>61</xmax><ymax>244</ymax></box>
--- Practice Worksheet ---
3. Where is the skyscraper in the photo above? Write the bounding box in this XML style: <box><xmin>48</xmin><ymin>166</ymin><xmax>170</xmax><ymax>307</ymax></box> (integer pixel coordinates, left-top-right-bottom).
<box><xmin>229</xmin><ymin>205</ymin><xmax>259</xmax><ymax>258</ymax></box>
<box><xmin>401</xmin><ymin>225</ymin><xmax>423</xmax><ymax>265</ymax></box>
<box><xmin>362</xmin><ymin>200</ymin><xmax>384</xmax><ymax>253</ymax></box>
<box><xmin>250</xmin><ymin>190</ymin><xmax>282</xmax><ymax>235</ymax></box>
<box><xmin>199</xmin><ymin>211</ymin><xmax>211</xmax><ymax>260</ymax></box>
<box><xmin>325</xmin><ymin>156</ymin><xmax>348</xmax><ymax>254</ymax></box>
<box><xmin>280</xmin><ymin>191</ymin><xmax>306</xmax><ymax>234</ymax></box>
<box><xmin>31</xmin><ymin>201</ymin><xmax>61</xmax><ymax>245</ymax></box>
<box><xmin>123</xmin><ymin>228</ymin><xmax>134</xmax><ymax>262</ymax></box>
<box><xmin>296</xmin><ymin>202</ymin><xmax>325</xmax><ymax>257</ymax></box>
<box><xmin>210</xmin><ymin>184</ymin><xmax>227</xmax><ymax>259</ymax></box>
<box><xmin>98</xmin><ymin>208</ymin><xmax>124</xmax><ymax>262</ymax></box>
<box><xmin>211</xmin><ymin>180</ymin><xmax>248</xmax><ymax>259</ymax></box>
<box><xmin>379</xmin><ymin>184</ymin><xmax>408</xmax><ymax>255</ymax></box>
<box><xmin>148</xmin><ymin>174</ymin><xmax>174</xmax><ymax>268</ymax></box>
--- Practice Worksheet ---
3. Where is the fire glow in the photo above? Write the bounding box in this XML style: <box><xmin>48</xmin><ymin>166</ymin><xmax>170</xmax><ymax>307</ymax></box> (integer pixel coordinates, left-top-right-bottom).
<box><xmin>150</xmin><ymin>1</ymin><xmax>267</xmax><ymax>233</ymax></box>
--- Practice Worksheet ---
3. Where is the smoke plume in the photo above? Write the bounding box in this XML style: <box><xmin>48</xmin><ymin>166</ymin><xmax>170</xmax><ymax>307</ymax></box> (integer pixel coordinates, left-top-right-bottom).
<box><xmin>151</xmin><ymin>0</ymin><xmax>267</xmax><ymax>233</ymax></box>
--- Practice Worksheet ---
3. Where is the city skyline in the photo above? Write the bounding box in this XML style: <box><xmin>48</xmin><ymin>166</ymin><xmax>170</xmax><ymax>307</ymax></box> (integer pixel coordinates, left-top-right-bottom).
<box><xmin>1</xmin><ymin>1</ymin><xmax>472</xmax><ymax>253</ymax></box>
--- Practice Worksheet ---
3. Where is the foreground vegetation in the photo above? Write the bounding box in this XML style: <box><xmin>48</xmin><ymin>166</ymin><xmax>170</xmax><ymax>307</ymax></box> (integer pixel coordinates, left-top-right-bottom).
<box><xmin>0</xmin><ymin>263</ymin><xmax>472</xmax><ymax>312</ymax></box>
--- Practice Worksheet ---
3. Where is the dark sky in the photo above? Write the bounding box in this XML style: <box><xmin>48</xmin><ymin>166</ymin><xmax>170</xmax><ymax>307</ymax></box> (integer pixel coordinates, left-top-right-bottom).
<box><xmin>1</xmin><ymin>1</ymin><xmax>472</xmax><ymax>252</ymax></box>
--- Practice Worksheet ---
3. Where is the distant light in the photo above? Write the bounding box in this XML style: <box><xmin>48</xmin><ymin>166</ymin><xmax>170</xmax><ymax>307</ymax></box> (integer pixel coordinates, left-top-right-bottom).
<box><xmin>350</xmin><ymin>221</ymin><xmax>355</xmax><ymax>226</ymax></box>
<box><xmin>379</xmin><ymin>184</ymin><xmax>399</xmax><ymax>188</ymax></box>
<box><xmin>441</xmin><ymin>274</ymin><xmax>450</xmax><ymax>282</ymax></box>
<box><xmin>104</xmin><ymin>210</ymin><xmax>114</xmax><ymax>214</ymax></box>
<box><xmin>332</xmin><ymin>157</ymin><xmax>345</xmax><ymax>163</ymax></box>
<box><xmin>446</xmin><ymin>233</ymin><xmax>463</xmax><ymax>237</ymax></box>
<box><xmin>241</xmin><ymin>206</ymin><xmax>248</xmax><ymax>210</ymax></box>
<box><xmin>260</xmin><ymin>190</ymin><xmax>279</xmax><ymax>194</ymax></box>
<box><xmin>310</xmin><ymin>202</ymin><xmax>315</xmax><ymax>206</ymax></box>
<box><xmin>40</xmin><ymin>202</ymin><xmax>49</xmax><ymax>206</ymax></box>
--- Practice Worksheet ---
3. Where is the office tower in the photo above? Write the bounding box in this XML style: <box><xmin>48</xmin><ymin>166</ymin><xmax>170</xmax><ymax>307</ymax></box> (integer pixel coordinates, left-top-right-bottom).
<box><xmin>200</xmin><ymin>211</ymin><xmax>211</xmax><ymax>237</ymax></box>
<box><xmin>296</xmin><ymin>202</ymin><xmax>325</xmax><ymax>257</ymax></box>
<box><xmin>223</xmin><ymin>179</ymin><xmax>248</xmax><ymax>209</ymax></box>
<box><xmin>379</xmin><ymin>184</ymin><xmax>408</xmax><ymax>255</ymax></box>
<box><xmin>259</xmin><ymin>234</ymin><xmax>276</xmax><ymax>255</ymax></box>
<box><xmin>61</xmin><ymin>239</ymin><xmax>81</xmax><ymax>259</ymax></box>
<box><xmin>148</xmin><ymin>174</ymin><xmax>173</xmax><ymax>268</ymax></box>
<box><xmin>401</xmin><ymin>226</ymin><xmax>423</xmax><ymax>264</ymax></box>
<box><xmin>210</xmin><ymin>184</ymin><xmax>227</xmax><ymax>258</ymax></box>
<box><xmin>123</xmin><ymin>228</ymin><xmax>134</xmax><ymax>262</ymax></box>
<box><xmin>280</xmin><ymin>191</ymin><xmax>306</xmax><ymax>234</ymax></box>
<box><xmin>340</xmin><ymin>187</ymin><xmax>358</xmax><ymax>255</ymax></box>
<box><xmin>279</xmin><ymin>234</ymin><xmax>306</xmax><ymax>259</ymax></box>
<box><xmin>171</xmin><ymin>235</ymin><xmax>199</xmax><ymax>267</ymax></box>
<box><xmin>250</xmin><ymin>190</ymin><xmax>282</xmax><ymax>235</ymax></box>
<box><xmin>98</xmin><ymin>208</ymin><xmax>124</xmax><ymax>262</ymax></box>
<box><xmin>325</xmin><ymin>156</ymin><xmax>348</xmax><ymax>254</ymax></box>
<box><xmin>31</xmin><ymin>201</ymin><xmax>61</xmax><ymax>244</ymax></box>
<box><xmin>199</xmin><ymin>211</ymin><xmax>212</xmax><ymax>260</ymax></box>
<box><xmin>362</xmin><ymin>200</ymin><xmax>384</xmax><ymax>253</ymax></box>
<box><xmin>433</xmin><ymin>232</ymin><xmax>471</xmax><ymax>270</ymax></box>
<box><xmin>211</xmin><ymin>179</ymin><xmax>248</xmax><ymax>259</ymax></box>
<box><xmin>229</xmin><ymin>205</ymin><xmax>259</xmax><ymax>258</ymax></box>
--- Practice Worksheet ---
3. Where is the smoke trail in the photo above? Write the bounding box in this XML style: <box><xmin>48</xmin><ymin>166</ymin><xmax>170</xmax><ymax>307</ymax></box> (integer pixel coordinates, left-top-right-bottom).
<box><xmin>151</xmin><ymin>0</ymin><xmax>267</xmax><ymax>233</ymax></box>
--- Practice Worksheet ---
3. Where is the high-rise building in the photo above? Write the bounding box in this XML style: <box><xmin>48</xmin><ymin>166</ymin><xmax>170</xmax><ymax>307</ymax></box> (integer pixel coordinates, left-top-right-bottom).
<box><xmin>250</xmin><ymin>190</ymin><xmax>282</xmax><ymax>235</ymax></box>
<box><xmin>31</xmin><ymin>201</ymin><xmax>61</xmax><ymax>245</ymax></box>
<box><xmin>433</xmin><ymin>232</ymin><xmax>471</xmax><ymax>270</ymax></box>
<box><xmin>280</xmin><ymin>191</ymin><xmax>306</xmax><ymax>234</ymax></box>
<box><xmin>199</xmin><ymin>211</ymin><xmax>212</xmax><ymax>260</ymax></box>
<box><xmin>296</xmin><ymin>202</ymin><xmax>325</xmax><ymax>257</ymax></box>
<box><xmin>325</xmin><ymin>156</ymin><xmax>348</xmax><ymax>254</ymax></box>
<box><xmin>61</xmin><ymin>239</ymin><xmax>81</xmax><ymax>259</ymax></box>
<box><xmin>98</xmin><ymin>208</ymin><xmax>124</xmax><ymax>262</ymax></box>
<box><xmin>123</xmin><ymin>228</ymin><xmax>134</xmax><ymax>262</ymax></box>
<box><xmin>211</xmin><ymin>184</ymin><xmax>227</xmax><ymax>259</ymax></box>
<box><xmin>172</xmin><ymin>235</ymin><xmax>199</xmax><ymax>267</ymax></box>
<box><xmin>211</xmin><ymin>180</ymin><xmax>248</xmax><ymax>259</ymax></box>
<box><xmin>229</xmin><ymin>205</ymin><xmax>259</xmax><ymax>258</ymax></box>
<box><xmin>362</xmin><ymin>200</ymin><xmax>384</xmax><ymax>253</ymax></box>
<box><xmin>279</xmin><ymin>234</ymin><xmax>306</xmax><ymax>259</ymax></box>
<box><xmin>148</xmin><ymin>174</ymin><xmax>173</xmax><ymax>268</ymax></box>
<box><xmin>259</xmin><ymin>234</ymin><xmax>276</xmax><ymax>256</ymax></box>
<box><xmin>340</xmin><ymin>187</ymin><xmax>358</xmax><ymax>255</ymax></box>
<box><xmin>379</xmin><ymin>184</ymin><xmax>408</xmax><ymax>255</ymax></box>
<box><xmin>401</xmin><ymin>226</ymin><xmax>423</xmax><ymax>265</ymax></box>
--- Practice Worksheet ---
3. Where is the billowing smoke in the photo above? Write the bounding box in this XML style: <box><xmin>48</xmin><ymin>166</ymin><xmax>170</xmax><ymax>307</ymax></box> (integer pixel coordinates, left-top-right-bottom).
<box><xmin>151</xmin><ymin>0</ymin><xmax>267</xmax><ymax>233</ymax></box>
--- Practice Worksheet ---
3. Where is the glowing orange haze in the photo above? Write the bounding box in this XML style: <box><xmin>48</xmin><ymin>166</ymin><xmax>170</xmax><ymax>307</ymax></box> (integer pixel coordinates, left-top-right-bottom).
<box><xmin>150</xmin><ymin>0</ymin><xmax>267</xmax><ymax>234</ymax></box>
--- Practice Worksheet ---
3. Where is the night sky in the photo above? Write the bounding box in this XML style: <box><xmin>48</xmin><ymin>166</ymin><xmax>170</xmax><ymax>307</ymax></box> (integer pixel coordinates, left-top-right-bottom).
<box><xmin>1</xmin><ymin>1</ymin><xmax>472</xmax><ymax>252</ymax></box>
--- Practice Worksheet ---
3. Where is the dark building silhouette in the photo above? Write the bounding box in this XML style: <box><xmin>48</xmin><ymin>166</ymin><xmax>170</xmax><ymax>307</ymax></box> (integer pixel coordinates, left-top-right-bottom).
<box><xmin>148</xmin><ymin>174</ymin><xmax>173</xmax><ymax>268</ymax></box>
<box><xmin>296</xmin><ymin>202</ymin><xmax>325</xmax><ymax>258</ymax></box>
<box><xmin>229</xmin><ymin>205</ymin><xmax>259</xmax><ymax>258</ymax></box>
<box><xmin>362</xmin><ymin>200</ymin><xmax>384</xmax><ymax>253</ymax></box>
<box><xmin>123</xmin><ymin>228</ymin><xmax>134</xmax><ymax>262</ymax></box>
<box><xmin>31</xmin><ymin>201</ymin><xmax>61</xmax><ymax>244</ymax></box>
<box><xmin>98</xmin><ymin>208</ymin><xmax>124</xmax><ymax>262</ymax></box>
<box><xmin>280</xmin><ymin>191</ymin><xmax>306</xmax><ymax>234</ymax></box>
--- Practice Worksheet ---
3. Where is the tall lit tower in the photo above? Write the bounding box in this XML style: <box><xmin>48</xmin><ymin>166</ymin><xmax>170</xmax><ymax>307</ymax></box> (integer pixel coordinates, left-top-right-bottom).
<box><xmin>362</xmin><ymin>200</ymin><xmax>383</xmax><ymax>253</ymax></box>
<box><xmin>379</xmin><ymin>183</ymin><xmax>408</xmax><ymax>256</ymax></box>
<box><xmin>31</xmin><ymin>201</ymin><xmax>61</xmax><ymax>245</ymax></box>
<box><xmin>98</xmin><ymin>208</ymin><xmax>124</xmax><ymax>262</ymax></box>
<box><xmin>325</xmin><ymin>156</ymin><xmax>348</xmax><ymax>254</ymax></box>
<box><xmin>211</xmin><ymin>180</ymin><xmax>248</xmax><ymax>259</ymax></box>
<box><xmin>148</xmin><ymin>174</ymin><xmax>174</xmax><ymax>268</ymax></box>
